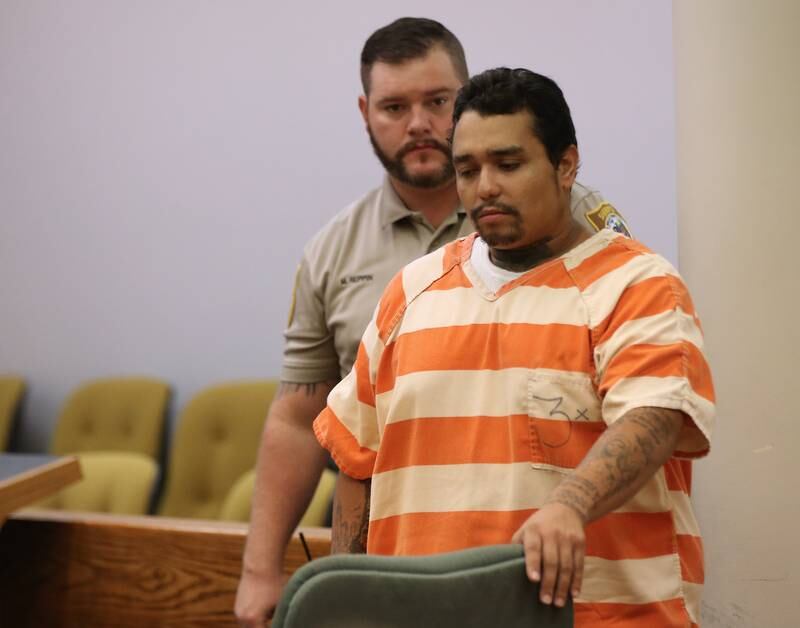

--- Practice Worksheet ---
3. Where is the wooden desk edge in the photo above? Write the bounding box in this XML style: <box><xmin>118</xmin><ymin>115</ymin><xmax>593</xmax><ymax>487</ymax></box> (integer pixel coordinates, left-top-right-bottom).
<box><xmin>10</xmin><ymin>508</ymin><xmax>331</xmax><ymax>541</ymax></box>
<box><xmin>0</xmin><ymin>456</ymin><xmax>82</xmax><ymax>524</ymax></box>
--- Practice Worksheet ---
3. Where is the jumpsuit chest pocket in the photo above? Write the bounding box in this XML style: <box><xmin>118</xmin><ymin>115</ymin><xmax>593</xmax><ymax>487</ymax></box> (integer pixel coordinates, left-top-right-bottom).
<box><xmin>526</xmin><ymin>371</ymin><xmax>605</xmax><ymax>472</ymax></box>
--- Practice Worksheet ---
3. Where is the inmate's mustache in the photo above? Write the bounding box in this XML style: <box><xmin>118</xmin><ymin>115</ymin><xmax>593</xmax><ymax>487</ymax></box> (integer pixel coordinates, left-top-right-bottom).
<box><xmin>470</xmin><ymin>201</ymin><xmax>520</xmax><ymax>221</ymax></box>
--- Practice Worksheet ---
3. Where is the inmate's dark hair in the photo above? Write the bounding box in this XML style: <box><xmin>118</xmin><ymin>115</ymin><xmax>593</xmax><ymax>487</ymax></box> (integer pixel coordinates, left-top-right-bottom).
<box><xmin>452</xmin><ymin>67</ymin><xmax>577</xmax><ymax>167</ymax></box>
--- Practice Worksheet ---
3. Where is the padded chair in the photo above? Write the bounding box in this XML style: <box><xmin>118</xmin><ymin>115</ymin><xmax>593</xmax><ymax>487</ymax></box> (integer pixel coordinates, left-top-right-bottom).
<box><xmin>36</xmin><ymin>451</ymin><xmax>158</xmax><ymax>515</ymax></box>
<box><xmin>50</xmin><ymin>377</ymin><xmax>170</xmax><ymax>459</ymax></box>
<box><xmin>272</xmin><ymin>544</ymin><xmax>573</xmax><ymax>628</ymax></box>
<box><xmin>0</xmin><ymin>376</ymin><xmax>25</xmax><ymax>450</ymax></box>
<box><xmin>157</xmin><ymin>380</ymin><xmax>278</xmax><ymax>519</ymax></box>
<box><xmin>219</xmin><ymin>467</ymin><xmax>337</xmax><ymax>526</ymax></box>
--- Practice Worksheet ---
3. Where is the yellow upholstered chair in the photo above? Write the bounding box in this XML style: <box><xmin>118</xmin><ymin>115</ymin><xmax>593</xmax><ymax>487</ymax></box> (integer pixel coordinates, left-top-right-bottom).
<box><xmin>0</xmin><ymin>376</ymin><xmax>25</xmax><ymax>450</ymax></box>
<box><xmin>157</xmin><ymin>380</ymin><xmax>278</xmax><ymax>519</ymax></box>
<box><xmin>36</xmin><ymin>451</ymin><xmax>158</xmax><ymax>515</ymax></box>
<box><xmin>220</xmin><ymin>467</ymin><xmax>337</xmax><ymax>526</ymax></box>
<box><xmin>50</xmin><ymin>377</ymin><xmax>170</xmax><ymax>459</ymax></box>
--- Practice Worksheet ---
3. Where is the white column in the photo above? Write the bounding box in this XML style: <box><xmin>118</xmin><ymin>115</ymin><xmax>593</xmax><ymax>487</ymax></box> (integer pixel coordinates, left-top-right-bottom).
<box><xmin>673</xmin><ymin>1</ymin><xmax>800</xmax><ymax>626</ymax></box>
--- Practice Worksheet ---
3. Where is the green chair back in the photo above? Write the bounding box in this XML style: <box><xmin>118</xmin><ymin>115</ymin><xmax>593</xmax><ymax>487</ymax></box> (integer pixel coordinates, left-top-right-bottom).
<box><xmin>273</xmin><ymin>544</ymin><xmax>573</xmax><ymax>628</ymax></box>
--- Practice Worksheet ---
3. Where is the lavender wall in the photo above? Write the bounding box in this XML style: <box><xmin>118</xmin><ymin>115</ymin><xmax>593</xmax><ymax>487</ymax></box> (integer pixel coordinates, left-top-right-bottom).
<box><xmin>0</xmin><ymin>0</ymin><xmax>676</xmax><ymax>450</ymax></box>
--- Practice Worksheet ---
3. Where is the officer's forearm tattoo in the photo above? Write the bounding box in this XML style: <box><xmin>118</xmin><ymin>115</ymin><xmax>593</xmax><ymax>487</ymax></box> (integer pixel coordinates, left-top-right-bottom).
<box><xmin>276</xmin><ymin>379</ymin><xmax>338</xmax><ymax>400</ymax></box>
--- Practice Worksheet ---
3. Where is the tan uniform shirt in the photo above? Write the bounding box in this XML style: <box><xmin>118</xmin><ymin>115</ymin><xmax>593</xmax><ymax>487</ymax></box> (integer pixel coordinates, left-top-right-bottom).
<box><xmin>281</xmin><ymin>177</ymin><xmax>623</xmax><ymax>383</ymax></box>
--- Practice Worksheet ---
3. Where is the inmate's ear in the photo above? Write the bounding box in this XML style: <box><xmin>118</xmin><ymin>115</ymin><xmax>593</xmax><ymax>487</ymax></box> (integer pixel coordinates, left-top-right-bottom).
<box><xmin>557</xmin><ymin>145</ymin><xmax>579</xmax><ymax>191</ymax></box>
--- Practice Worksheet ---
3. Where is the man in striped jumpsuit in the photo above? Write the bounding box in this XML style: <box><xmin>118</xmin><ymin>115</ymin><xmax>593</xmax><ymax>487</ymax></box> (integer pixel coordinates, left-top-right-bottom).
<box><xmin>314</xmin><ymin>67</ymin><xmax>714</xmax><ymax>627</ymax></box>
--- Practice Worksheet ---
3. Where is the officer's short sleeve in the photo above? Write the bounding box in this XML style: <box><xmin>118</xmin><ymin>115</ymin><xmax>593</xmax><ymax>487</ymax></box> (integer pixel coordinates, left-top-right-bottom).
<box><xmin>571</xmin><ymin>181</ymin><xmax>633</xmax><ymax>238</ymax></box>
<box><xmin>280</xmin><ymin>255</ymin><xmax>341</xmax><ymax>383</ymax></box>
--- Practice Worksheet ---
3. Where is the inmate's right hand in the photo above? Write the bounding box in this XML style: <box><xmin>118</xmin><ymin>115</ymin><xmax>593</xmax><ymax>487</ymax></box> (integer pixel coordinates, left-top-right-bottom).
<box><xmin>235</xmin><ymin>569</ymin><xmax>288</xmax><ymax>628</ymax></box>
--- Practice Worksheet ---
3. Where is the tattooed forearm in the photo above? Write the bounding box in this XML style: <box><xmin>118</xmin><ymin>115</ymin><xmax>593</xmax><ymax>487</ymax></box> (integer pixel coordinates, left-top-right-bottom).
<box><xmin>547</xmin><ymin>407</ymin><xmax>684</xmax><ymax>522</ymax></box>
<box><xmin>353</xmin><ymin>488</ymin><xmax>370</xmax><ymax>553</ymax></box>
<box><xmin>331</xmin><ymin>477</ymin><xmax>371</xmax><ymax>554</ymax></box>
<box><xmin>276</xmin><ymin>379</ymin><xmax>339</xmax><ymax>400</ymax></box>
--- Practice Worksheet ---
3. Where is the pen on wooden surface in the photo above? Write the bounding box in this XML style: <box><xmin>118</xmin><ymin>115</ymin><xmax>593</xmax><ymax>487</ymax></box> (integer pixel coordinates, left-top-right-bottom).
<box><xmin>299</xmin><ymin>532</ymin><xmax>312</xmax><ymax>562</ymax></box>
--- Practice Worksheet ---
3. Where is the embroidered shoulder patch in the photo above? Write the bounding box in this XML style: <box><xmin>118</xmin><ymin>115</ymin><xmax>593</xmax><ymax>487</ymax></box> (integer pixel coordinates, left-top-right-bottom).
<box><xmin>585</xmin><ymin>202</ymin><xmax>632</xmax><ymax>237</ymax></box>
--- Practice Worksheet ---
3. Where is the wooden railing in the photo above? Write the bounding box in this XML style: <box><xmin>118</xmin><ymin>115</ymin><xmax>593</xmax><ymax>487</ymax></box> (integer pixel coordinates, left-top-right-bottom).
<box><xmin>0</xmin><ymin>509</ymin><xmax>331</xmax><ymax>628</ymax></box>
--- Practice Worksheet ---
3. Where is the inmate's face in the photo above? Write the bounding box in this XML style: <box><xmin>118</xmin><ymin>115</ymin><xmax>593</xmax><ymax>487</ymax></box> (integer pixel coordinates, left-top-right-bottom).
<box><xmin>360</xmin><ymin>46</ymin><xmax>462</xmax><ymax>189</ymax></box>
<box><xmin>452</xmin><ymin>110</ymin><xmax>576</xmax><ymax>249</ymax></box>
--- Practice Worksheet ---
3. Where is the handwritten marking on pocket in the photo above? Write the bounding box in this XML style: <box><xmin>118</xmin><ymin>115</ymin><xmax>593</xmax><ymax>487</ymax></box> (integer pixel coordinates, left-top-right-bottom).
<box><xmin>531</xmin><ymin>394</ymin><xmax>593</xmax><ymax>448</ymax></box>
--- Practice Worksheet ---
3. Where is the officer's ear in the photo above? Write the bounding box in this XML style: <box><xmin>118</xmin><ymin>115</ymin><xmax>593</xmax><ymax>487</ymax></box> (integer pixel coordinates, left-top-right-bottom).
<box><xmin>358</xmin><ymin>95</ymin><xmax>369</xmax><ymax>126</ymax></box>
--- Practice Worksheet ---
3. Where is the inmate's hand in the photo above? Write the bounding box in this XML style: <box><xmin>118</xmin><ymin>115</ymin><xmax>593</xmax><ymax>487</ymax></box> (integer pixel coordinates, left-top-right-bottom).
<box><xmin>234</xmin><ymin>569</ymin><xmax>288</xmax><ymax>628</ymax></box>
<box><xmin>511</xmin><ymin>502</ymin><xmax>586</xmax><ymax>608</ymax></box>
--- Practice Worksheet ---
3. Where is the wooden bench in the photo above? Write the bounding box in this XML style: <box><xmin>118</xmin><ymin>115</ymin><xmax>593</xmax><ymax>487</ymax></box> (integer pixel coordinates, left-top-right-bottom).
<box><xmin>0</xmin><ymin>509</ymin><xmax>331</xmax><ymax>627</ymax></box>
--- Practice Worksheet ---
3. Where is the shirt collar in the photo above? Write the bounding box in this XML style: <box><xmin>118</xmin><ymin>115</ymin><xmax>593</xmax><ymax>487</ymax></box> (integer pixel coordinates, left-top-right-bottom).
<box><xmin>378</xmin><ymin>175</ymin><xmax>466</xmax><ymax>228</ymax></box>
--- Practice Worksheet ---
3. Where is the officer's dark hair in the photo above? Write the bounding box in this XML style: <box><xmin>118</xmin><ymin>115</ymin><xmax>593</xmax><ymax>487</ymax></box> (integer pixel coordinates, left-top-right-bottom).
<box><xmin>452</xmin><ymin>68</ymin><xmax>577</xmax><ymax>168</ymax></box>
<box><xmin>360</xmin><ymin>17</ymin><xmax>468</xmax><ymax>95</ymax></box>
